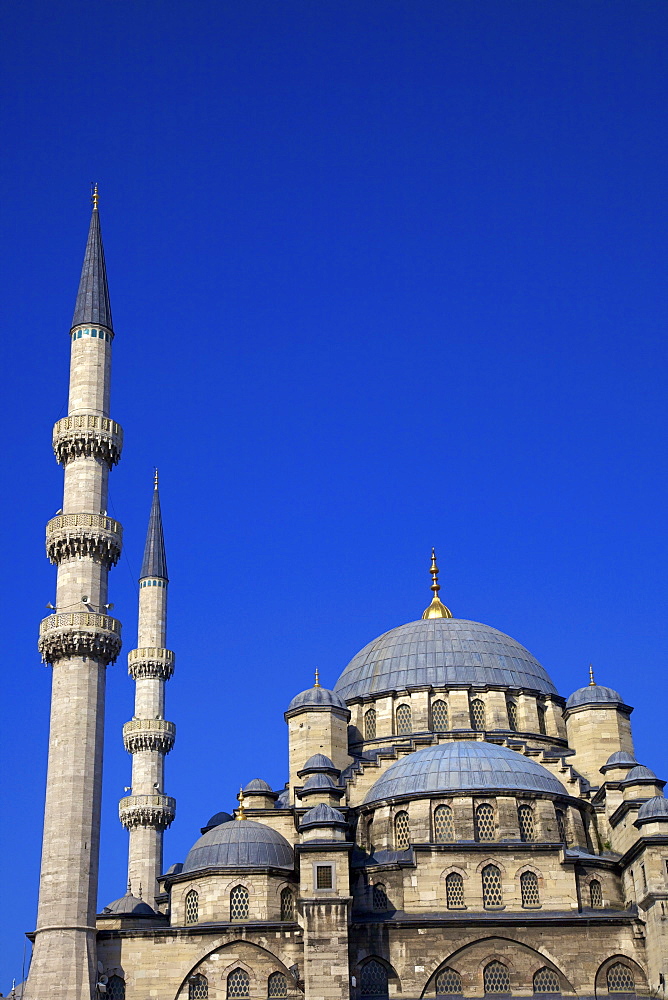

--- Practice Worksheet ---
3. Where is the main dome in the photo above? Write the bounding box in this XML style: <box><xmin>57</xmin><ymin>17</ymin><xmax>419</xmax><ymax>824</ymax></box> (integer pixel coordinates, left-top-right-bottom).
<box><xmin>334</xmin><ymin>618</ymin><xmax>557</xmax><ymax>702</ymax></box>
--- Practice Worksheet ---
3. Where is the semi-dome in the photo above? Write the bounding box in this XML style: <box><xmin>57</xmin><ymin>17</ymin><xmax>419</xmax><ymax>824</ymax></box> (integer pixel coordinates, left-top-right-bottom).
<box><xmin>183</xmin><ymin>819</ymin><xmax>294</xmax><ymax>873</ymax></box>
<box><xmin>286</xmin><ymin>685</ymin><xmax>347</xmax><ymax>714</ymax></box>
<box><xmin>566</xmin><ymin>684</ymin><xmax>623</xmax><ymax>709</ymax></box>
<box><xmin>364</xmin><ymin>741</ymin><xmax>567</xmax><ymax>804</ymax></box>
<box><xmin>636</xmin><ymin>796</ymin><xmax>668</xmax><ymax>824</ymax></box>
<box><xmin>100</xmin><ymin>889</ymin><xmax>156</xmax><ymax>917</ymax></box>
<box><xmin>335</xmin><ymin>619</ymin><xmax>557</xmax><ymax>702</ymax></box>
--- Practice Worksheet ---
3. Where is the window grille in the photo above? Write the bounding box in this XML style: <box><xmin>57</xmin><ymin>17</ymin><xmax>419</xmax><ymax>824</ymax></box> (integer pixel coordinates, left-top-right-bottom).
<box><xmin>372</xmin><ymin>882</ymin><xmax>388</xmax><ymax>910</ymax></box>
<box><xmin>227</xmin><ymin>970</ymin><xmax>250</xmax><ymax>998</ymax></box>
<box><xmin>394</xmin><ymin>811</ymin><xmax>410</xmax><ymax>850</ymax></box>
<box><xmin>589</xmin><ymin>879</ymin><xmax>603</xmax><ymax>908</ymax></box>
<box><xmin>537</xmin><ymin>704</ymin><xmax>547</xmax><ymax>735</ymax></box>
<box><xmin>436</xmin><ymin>969</ymin><xmax>462</xmax><ymax>994</ymax></box>
<box><xmin>185</xmin><ymin>889</ymin><xmax>199</xmax><ymax>925</ymax></box>
<box><xmin>506</xmin><ymin>700</ymin><xmax>519</xmax><ymax>731</ymax></box>
<box><xmin>316</xmin><ymin>865</ymin><xmax>333</xmax><ymax>889</ymax></box>
<box><xmin>396</xmin><ymin>704</ymin><xmax>412</xmax><ymax>735</ymax></box>
<box><xmin>517</xmin><ymin>804</ymin><xmax>534</xmax><ymax>842</ymax></box>
<box><xmin>230</xmin><ymin>885</ymin><xmax>249</xmax><ymax>920</ymax></box>
<box><xmin>520</xmin><ymin>870</ymin><xmax>540</xmax><ymax>907</ymax></box>
<box><xmin>280</xmin><ymin>887</ymin><xmax>294</xmax><ymax>920</ymax></box>
<box><xmin>107</xmin><ymin>976</ymin><xmax>125</xmax><ymax>1000</ymax></box>
<box><xmin>607</xmin><ymin>964</ymin><xmax>635</xmax><ymax>993</ymax></box>
<box><xmin>360</xmin><ymin>960</ymin><xmax>388</xmax><ymax>997</ymax></box>
<box><xmin>481</xmin><ymin>864</ymin><xmax>503</xmax><ymax>908</ymax></box>
<box><xmin>475</xmin><ymin>803</ymin><xmax>495</xmax><ymax>841</ymax></box>
<box><xmin>483</xmin><ymin>961</ymin><xmax>510</xmax><ymax>994</ymax></box>
<box><xmin>470</xmin><ymin>699</ymin><xmax>486</xmax><ymax>731</ymax></box>
<box><xmin>189</xmin><ymin>975</ymin><xmax>208</xmax><ymax>1000</ymax></box>
<box><xmin>445</xmin><ymin>872</ymin><xmax>465</xmax><ymax>909</ymax></box>
<box><xmin>432</xmin><ymin>700</ymin><xmax>449</xmax><ymax>732</ymax></box>
<box><xmin>533</xmin><ymin>968</ymin><xmax>560</xmax><ymax>994</ymax></box>
<box><xmin>268</xmin><ymin>973</ymin><xmax>288</xmax><ymax>998</ymax></box>
<box><xmin>364</xmin><ymin>708</ymin><xmax>377</xmax><ymax>740</ymax></box>
<box><xmin>434</xmin><ymin>804</ymin><xmax>454</xmax><ymax>842</ymax></box>
<box><xmin>555</xmin><ymin>809</ymin><xmax>567</xmax><ymax>845</ymax></box>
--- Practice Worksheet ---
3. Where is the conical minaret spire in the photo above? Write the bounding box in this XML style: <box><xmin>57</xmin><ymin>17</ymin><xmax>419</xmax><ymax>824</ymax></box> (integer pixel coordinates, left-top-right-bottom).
<box><xmin>120</xmin><ymin>474</ymin><xmax>176</xmax><ymax>904</ymax></box>
<box><xmin>28</xmin><ymin>191</ymin><xmax>124</xmax><ymax>1000</ymax></box>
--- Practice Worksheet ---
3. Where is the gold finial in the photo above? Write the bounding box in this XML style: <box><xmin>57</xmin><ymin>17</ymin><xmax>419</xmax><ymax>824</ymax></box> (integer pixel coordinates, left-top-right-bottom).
<box><xmin>154</xmin><ymin>467</ymin><xmax>159</xmax><ymax>490</ymax></box>
<box><xmin>314</xmin><ymin>668</ymin><xmax>320</xmax><ymax>688</ymax></box>
<box><xmin>421</xmin><ymin>547</ymin><xmax>453</xmax><ymax>619</ymax></box>
<box><xmin>92</xmin><ymin>183</ymin><xmax>99</xmax><ymax>211</ymax></box>
<box><xmin>236</xmin><ymin>787</ymin><xmax>247</xmax><ymax>820</ymax></box>
<box><xmin>589</xmin><ymin>663</ymin><xmax>595</xmax><ymax>686</ymax></box>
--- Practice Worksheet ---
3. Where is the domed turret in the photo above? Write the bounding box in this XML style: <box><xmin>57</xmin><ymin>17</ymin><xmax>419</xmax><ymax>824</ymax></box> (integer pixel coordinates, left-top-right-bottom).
<box><xmin>636</xmin><ymin>796</ymin><xmax>668</xmax><ymax>827</ymax></box>
<box><xmin>183</xmin><ymin>819</ymin><xmax>294</xmax><ymax>873</ymax></box>
<box><xmin>299</xmin><ymin>803</ymin><xmax>347</xmax><ymax>842</ymax></box>
<box><xmin>285</xmin><ymin>670</ymin><xmax>351</xmax><ymax>806</ymax></box>
<box><xmin>242</xmin><ymin>778</ymin><xmax>279</xmax><ymax>810</ymax></box>
<box><xmin>99</xmin><ymin>885</ymin><xmax>156</xmax><ymax>919</ymax></box>
<box><xmin>564</xmin><ymin>666</ymin><xmax>634</xmax><ymax>786</ymax></box>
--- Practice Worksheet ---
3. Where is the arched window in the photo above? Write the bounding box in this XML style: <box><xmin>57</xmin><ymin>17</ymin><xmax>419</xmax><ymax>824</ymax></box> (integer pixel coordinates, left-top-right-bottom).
<box><xmin>432</xmin><ymin>699</ymin><xmax>449</xmax><ymax>732</ymax></box>
<box><xmin>589</xmin><ymin>879</ymin><xmax>603</xmax><ymax>908</ymax></box>
<box><xmin>185</xmin><ymin>889</ymin><xmax>199</xmax><ymax>924</ymax></box>
<box><xmin>506</xmin><ymin>699</ymin><xmax>519</xmax><ymax>732</ymax></box>
<box><xmin>230</xmin><ymin>884</ymin><xmax>249</xmax><ymax>921</ymax></box>
<box><xmin>372</xmin><ymin>882</ymin><xmax>388</xmax><ymax>910</ymax></box>
<box><xmin>607</xmin><ymin>964</ymin><xmax>635</xmax><ymax>993</ymax></box>
<box><xmin>107</xmin><ymin>976</ymin><xmax>125</xmax><ymax>1000</ymax></box>
<box><xmin>537</xmin><ymin>703</ymin><xmax>547</xmax><ymax>735</ymax></box>
<box><xmin>434</xmin><ymin>804</ymin><xmax>454</xmax><ymax>842</ymax></box>
<box><xmin>481</xmin><ymin>864</ymin><xmax>503</xmax><ymax>908</ymax></box>
<box><xmin>396</xmin><ymin>704</ymin><xmax>412</xmax><ymax>735</ymax></box>
<box><xmin>555</xmin><ymin>808</ymin><xmax>568</xmax><ymax>845</ymax></box>
<box><xmin>436</xmin><ymin>968</ymin><xmax>463</xmax><ymax>995</ymax></box>
<box><xmin>517</xmin><ymin>804</ymin><xmax>534</xmax><ymax>842</ymax></box>
<box><xmin>533</xmin><ymin>968</ymin><xmax>560</xmax><ymax>994</ymax></box>
<box><xmin>364</xmin><ymin>708</ymin><xmax>377</xmax><ymax>740</ymax></box>
<box><xmin>484</xmin><ymin>961</ymin><xmax>510</xmax><ymax>994</ymax></box>
<box><xmin>394</xmin><ymin>811</ymin><xmax>410</xmax><ymax>850</ymax></box>
<box><xmin>445</xmin><ymin>872</ymin><xmax>465</xmax><ymax>909</ymax></box>
<box><xmin>280</xmin><ymin>887</ymin><xmax>294</xmax><ymax>920</ymax></box>
<box><xmin>227</xmin><ymin>970</ymin><xmax>249</xmax><ymax>998</ymax></box>
<box><xmin>360</xmin><ymin>960</ymin><xmax>389</xmax><ymax>997</ymax></box>
<box><xmin>475</xmin><ymin>803</ymin><xmax>495</xmax><ymax>841</ymax></box>
<box><xmin>470</xmin><ymin>698</ymin><xmax>486</xmax><ymax>731</ymax></box>
<box><xmin>268</xmin><ymin>972</ymin><xmax>288</xmax><ymax>998</ymax></box>
<box><xmin>189</xmin><ymin>975</ymin><xmax>208</xmax><ymax>1000</ymax></box>
<box><xmin>520</xmin><ymin>870</ymin><xmax>540</xmax><ymax>907</ymax></box>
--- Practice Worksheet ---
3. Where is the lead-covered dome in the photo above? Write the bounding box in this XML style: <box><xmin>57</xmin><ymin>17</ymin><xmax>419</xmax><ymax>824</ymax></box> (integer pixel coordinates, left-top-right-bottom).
<box><xmin>364</xmin><ymin>741</ymin><xmax>567</xmax><ymax>804</ymax></box>
<box><xmin>183</xmin><ymin>819</ymin><xmax>294</xmax><ymax>872</ymax></box>
<box><xmin>335</xmin><ymin>619</ymin><xmax>557</xmax><ymax>702</ymax></box>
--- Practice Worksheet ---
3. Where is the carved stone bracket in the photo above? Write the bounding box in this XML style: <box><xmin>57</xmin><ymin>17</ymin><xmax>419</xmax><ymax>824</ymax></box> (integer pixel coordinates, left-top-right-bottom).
<box><xmin>122</xmin><ymin>718</ymin><xmax>176</xmax><ymax>755</ymax></box>
<box><xmin>119</xmin><ymin>793</ymin><xmax>176</xmax><ymax>830</ymax></box>
<box><xmin>53</xmin><ymin>414</ymin><xmax>124</xmax><ymax>467</ymax></box>
<box><xmin>46</xmin><ymin>512</ymin><xmax>123</xmax><ymax>567</ymax></box>
<box><xmin>127</xmin><ymin>646</ymin><xmax>175</xmax><ymax>681</ymax></box>
<box><xmin>38</xmin><ymin>612</ymin><xmax>122</xmax><ymax>665</ymax></box>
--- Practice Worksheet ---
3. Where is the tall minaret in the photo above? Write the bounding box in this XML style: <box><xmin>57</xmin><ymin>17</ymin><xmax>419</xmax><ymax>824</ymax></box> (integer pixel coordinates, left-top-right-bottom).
<box><xmin>120</xmin><ymin>472</ymin><xmax>175</xmax><ymax>904</ymax></box>
<box><xmin>28</xmin><ymin>188</ymin><xmax>123</xmax><ymax>1000</ymax></box>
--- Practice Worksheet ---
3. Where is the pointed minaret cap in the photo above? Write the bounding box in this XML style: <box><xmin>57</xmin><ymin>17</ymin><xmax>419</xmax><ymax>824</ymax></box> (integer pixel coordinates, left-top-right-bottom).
<box><xmin>71</xmin><ymin>184</ymin><xmax>113</xmax><ymax>332</ymax></box>
<box><xmin>140</xmin><ymin>471</ymin><xmax>168</xmax><ymax>580</ymax></box>
<box><xmin>422</xmin><ymin>548</ymin><xmax>453</xmax><ymax>620</ymax></box>
<box><xmin>589</xmin><ymin>663</ymin><xmax>596</xmax><ymax>686</ymax></box>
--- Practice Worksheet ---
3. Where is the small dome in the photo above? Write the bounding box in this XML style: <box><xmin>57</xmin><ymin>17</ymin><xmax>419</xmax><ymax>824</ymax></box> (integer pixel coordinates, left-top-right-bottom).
<box><xmin>300</xmin><ymin>803</ymin><xmax>347</xmax><ymax>830</ymax></box>
<box><xmin>303</xmin><ymin>773</ymin><xmax>337</xmax><ymax>790</ymax></box>
<box><xmin>601</xmin><ymin>751</ymin><xmax>637</xmax><ymax>772</ymax></box>
<box><xmin>205</xmin><ymin>811</ymin><xmax>233</xmax><ymax>828</ymax></box>
<box><xmin>101</xmin><ymin>891</ymin><xmax>155</xmax><ymax>917</ymax></box>
<box><xmin>243</xmin><ymin>778</ymin><xmax>273</xmax><ymax>793</ymax></box>
<box><xmin>335</xmin><ymin>619</ymin><xmax>557</xmax><ymax>702</ymax></box>
<box><xmin>636</xmin><ymin>796</ymin><xmax>668</xmax><ymax>824</ymax></box>
<box><xmin>364</xmin><ymin>740</ymin><xmax>567</xmax><ymax>804</ymax></box>
<box><xmin>300</xmin><ymin>754</ymin><xmax>338</xmax><ymax>775</ymax></box>
<box><xmin>287</xmin><ymin>685</ymin><xmax>347</xmax><ymax>713</ymax></box>
<box><xmin>164</xmin><ymin>862</ymin><xmax>183</xmax><ymax>875</ymax></box>
<box><xmin>624</xmin><ymin>765</ymin><xmax>658</xmax><ymax>783</ymax></box>
<box><xmin>183</xmin><ymin>819</ymin><xmax>294</xmax><ymax>873</ymax></box>
<box><xmin>566</xmin><ymin>684</ymin><xmax>623</xmax><ymax>709</ymax></box>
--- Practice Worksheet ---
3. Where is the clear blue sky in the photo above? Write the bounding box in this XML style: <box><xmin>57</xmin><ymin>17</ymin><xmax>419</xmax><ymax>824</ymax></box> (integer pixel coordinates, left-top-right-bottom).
<box><xmin>1</xmin><ymin>0</ymin><xmax>667</xmax><ymax>984</ymax></box>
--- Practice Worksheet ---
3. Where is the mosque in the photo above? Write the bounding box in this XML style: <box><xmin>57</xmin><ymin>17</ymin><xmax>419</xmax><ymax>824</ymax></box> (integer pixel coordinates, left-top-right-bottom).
<box><xmin>23</xmin><ymin>195</ymin><xmax>668</xmax><ymax>1000</ymax></box>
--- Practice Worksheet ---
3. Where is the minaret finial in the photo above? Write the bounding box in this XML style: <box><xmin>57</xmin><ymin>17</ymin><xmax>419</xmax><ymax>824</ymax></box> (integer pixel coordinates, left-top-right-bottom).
<box><xmin>154</xmin><ymin>467</ymin><xmax>159</xmax><ymax>490</ymax></box>
<box><xmin>421</xmin><ymin>547</ymin><xmax>453</xmax><ymax>620</ymax></box>
<box><xmin>237</xmin><ymin>787</ymin><xmax>247</xmax><ymax>820</ymax></box>
<box><xmin>314</xmin><ymin>668</ymin><xmax>320</xmax><ymax>687</ymax></box>
<box><xmin>92</xmin><ymin>183</ymin><xmax>99</xmax><ymax>211</ymax></box>
<box><xmin>127</xmin><ymin>878</ymin><xmax>132</xmax><ymax>895</ymax></box>
<box><xmin>589</xmin><ymin>663</ymin><xmax>595</xmax><ymax>686</ymax></box>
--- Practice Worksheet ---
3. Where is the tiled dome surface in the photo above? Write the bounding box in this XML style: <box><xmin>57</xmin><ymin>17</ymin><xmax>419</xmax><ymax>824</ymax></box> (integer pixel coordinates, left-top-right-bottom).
<box><xmin>183</xmin><ymin>820</ymin><xmax>294</xmax><ymax>872</ymax></box>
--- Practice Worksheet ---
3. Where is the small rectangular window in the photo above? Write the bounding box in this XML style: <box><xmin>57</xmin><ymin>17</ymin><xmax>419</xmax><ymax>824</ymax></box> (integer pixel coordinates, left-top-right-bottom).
<box><xmin>77</xmin><ymin>331</ymin><xmax>82</xmax><ymax>338</ymax></box>
<box><xmin>91</xmin><ymin>330</ymin><xmax>97</xmax><ymax>337</ymax></box>
<box><xmin>316</xmin><ymin>865</ymin><xmax>333</xmax><ymax>889</ymax></box>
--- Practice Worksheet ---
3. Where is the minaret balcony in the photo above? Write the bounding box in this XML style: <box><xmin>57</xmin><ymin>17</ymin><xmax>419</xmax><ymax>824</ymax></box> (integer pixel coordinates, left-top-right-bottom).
<box><xmin>127</xmin><ymin>646</ymin><xmax>175</xmax><ymax>681</ymax></box>
<box><xmin>123</xmin><ymin>718</ymin><xmax>176</xmax><ymax>754</ymax></box>
<box><xmin>46</xmin><ymin>512</ymin><xmax>123</xmax><ymax>567</ymax></box>
<box><xmin>119</xmin><ymin>793</ymin><xmax>176</xmax><ymax>830</ymax></box>
<box><xmin>53</xmin><ymin>414</ymin><xmax>124</xmax><ymax>467</ymax></box>
<box><xmin>38</xmin><ymin>612</ymin><xmax>122</xmax><ymax>665</ymax></box>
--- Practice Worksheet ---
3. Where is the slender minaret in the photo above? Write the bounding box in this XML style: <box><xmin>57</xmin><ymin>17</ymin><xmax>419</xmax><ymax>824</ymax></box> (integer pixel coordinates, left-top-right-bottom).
<box><xmin>28</xmin><ymin>188</ymin><xmax>123</xmax><ymax>1000</ymax></box>
<box><xmin>120</xmin><ymin>472</ymin><xmax>175</xmax><ymax>904</ymax></box>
